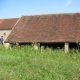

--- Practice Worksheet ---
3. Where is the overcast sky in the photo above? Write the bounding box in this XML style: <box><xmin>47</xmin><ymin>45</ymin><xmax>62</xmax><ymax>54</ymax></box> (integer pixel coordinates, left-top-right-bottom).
<box><xmin>0</xmin><ymin>0</ymin><xmax>80</xmax><ymax>18</ymax></box>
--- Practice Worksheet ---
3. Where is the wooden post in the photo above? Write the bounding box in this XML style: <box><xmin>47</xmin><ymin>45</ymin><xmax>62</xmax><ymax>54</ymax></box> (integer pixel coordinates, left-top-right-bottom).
<box><xmin>41</xmin><ymin>46</ymin><xmax>44</xmax><ymax>52</ymax></box>
<box><xmin>64</xmin><ymin>43</ymin><xmax>69</xmax><ymax>53</ymax></box>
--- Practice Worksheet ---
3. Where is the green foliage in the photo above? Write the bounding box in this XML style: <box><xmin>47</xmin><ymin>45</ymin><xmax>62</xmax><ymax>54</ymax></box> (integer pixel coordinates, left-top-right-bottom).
<box><xmin>0</xmin><ymin>45</ymin><xmax>80</xmax><ymax>80</ymax></box>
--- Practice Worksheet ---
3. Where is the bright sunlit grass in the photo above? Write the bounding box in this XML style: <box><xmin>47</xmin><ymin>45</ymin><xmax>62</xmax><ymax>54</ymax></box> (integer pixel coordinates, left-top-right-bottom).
<box><xmin>0</xmin><ymin>45</ymin><xmax>80</xmax><ymax>80</ymax></box>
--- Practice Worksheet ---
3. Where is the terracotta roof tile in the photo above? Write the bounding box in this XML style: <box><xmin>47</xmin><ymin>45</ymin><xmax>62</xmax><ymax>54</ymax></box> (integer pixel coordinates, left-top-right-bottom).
<box><xmin>5</xmin><ymin>13</ymin><xmax>80</xmax><ymax>43</ymax></box>
<box><xmin>0</xmin><ymin>18</ymin><xmax>19</xmax><ymax>29</ymax></box>
<box><xmin>0</xmin><ymin>19</ymin><xmax>4</xmax><ymax>24</ymax></box>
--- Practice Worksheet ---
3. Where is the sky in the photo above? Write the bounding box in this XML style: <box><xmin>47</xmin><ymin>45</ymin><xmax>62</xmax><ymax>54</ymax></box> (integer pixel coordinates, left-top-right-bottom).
<box><xmin>0</xmin><ymin>0</ymin><xmax>80</xmax><ymax>18</ymax></box>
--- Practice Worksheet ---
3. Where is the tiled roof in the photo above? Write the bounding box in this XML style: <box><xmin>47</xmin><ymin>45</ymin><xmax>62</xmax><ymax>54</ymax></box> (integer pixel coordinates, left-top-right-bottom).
<box><xmin>0</xmin><ymin>18</ymin><xmax>19</xmax><ymax>29</ymax></box>
<box><xmin>0</xmin><ymin>19</ymin><xmax>4</xmax><ymax>24</ymax></box>
<box><xmin>5</xmin><ymin>13</ymin><xmax>80</xmax><ymax>43</ymax></box>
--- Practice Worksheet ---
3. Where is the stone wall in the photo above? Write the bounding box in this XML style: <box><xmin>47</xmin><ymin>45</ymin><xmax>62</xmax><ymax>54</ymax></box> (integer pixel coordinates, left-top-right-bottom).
<box><xmin>0</xmin><ymin>29</ymin><xmax>11</xmax><ymax>41</ymax></box>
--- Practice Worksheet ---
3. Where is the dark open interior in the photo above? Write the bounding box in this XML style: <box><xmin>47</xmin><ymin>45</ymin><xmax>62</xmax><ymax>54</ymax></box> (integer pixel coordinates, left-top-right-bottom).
<box><xmin>19</xmin><ymin>42</ymin><xmax>79</xmax><ymax>50</ymax></box>
<box><xmin>40</xmin><ymin>43</ymin><xmax>64</xmax><ymax>49</ymax></box>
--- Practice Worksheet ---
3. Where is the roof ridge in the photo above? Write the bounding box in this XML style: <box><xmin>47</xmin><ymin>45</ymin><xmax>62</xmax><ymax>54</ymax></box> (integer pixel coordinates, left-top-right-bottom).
<box><xmin>3</xmin><ymin>18</ymin><xmax>19</xmax><ymax>19</ymax></box>
<box><xmin>22</xmin><ymin>12</ymin><xmax>80</xmax><ymax>16</ymax></box>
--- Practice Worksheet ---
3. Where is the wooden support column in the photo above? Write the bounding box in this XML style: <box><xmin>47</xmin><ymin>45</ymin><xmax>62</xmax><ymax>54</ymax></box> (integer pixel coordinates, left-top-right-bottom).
<box><xmin>64</xmin><ymin>42</ymin><xmax>69</xmax><ymax>53</ymax></box>
<box><xmin>40</xmin><ymin>46</ymin><xmax>44</xmax><ymax>52</ymax></box>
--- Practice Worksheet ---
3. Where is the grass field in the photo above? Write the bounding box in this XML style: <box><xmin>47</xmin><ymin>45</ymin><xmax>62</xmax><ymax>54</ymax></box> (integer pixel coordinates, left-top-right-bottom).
<box><xmin>0</xmin><ymin>45</ymin><xmax>80</xmax><ymax>80</ymax></box>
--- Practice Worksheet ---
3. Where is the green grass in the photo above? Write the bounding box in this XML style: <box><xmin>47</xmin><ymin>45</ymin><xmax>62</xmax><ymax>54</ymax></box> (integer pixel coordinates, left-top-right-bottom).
<box><xmin>0</xmin><ymin>45</ymin><xmax>80</xmax><ymax>80</ymax></box>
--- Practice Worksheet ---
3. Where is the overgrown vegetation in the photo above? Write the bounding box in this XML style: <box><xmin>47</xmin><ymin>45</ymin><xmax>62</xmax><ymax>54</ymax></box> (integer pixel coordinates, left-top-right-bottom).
<box><xmin>0</xmin><ymin>45</ymin><xmax>80</xmax><ymax>80</ymax></box>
